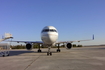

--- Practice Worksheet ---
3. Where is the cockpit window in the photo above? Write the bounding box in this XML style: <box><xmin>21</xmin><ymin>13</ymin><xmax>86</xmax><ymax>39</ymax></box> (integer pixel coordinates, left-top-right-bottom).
<box><xmin>49</xmin><ymin>29</ymin><xmax>57</xmax><ymax>32</ymax></box>
<box><xmin>44</xmin><ymin>29</ymin><xmax>49</xmax><ymax>32</ymax></box>
<box><xmin>42</xmin><ymin>29</ymin><xmax>57</xmax><ymax>33</ymax></box>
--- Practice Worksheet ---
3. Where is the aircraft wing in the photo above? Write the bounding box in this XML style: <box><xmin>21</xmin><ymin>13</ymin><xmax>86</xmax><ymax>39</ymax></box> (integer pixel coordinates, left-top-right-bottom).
<box><xmin>7</xmin><ymin>35</ymin><xmax>94</xmax><ymax>44</ymax></box>
<box><xmin>56</xmin><ymin>35</ymin><xmax>94</xmax><ymax>44</ymax></box>
<box><xmin>8</xmin><ymin>40</ymin><xmax>43</xmax><ymax>44</ymax></box>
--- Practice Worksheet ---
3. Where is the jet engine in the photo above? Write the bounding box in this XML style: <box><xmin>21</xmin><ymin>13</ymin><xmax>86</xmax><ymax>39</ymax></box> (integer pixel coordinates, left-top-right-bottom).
<box><xmin>65</xmin><ymin>43</ymin><xmax>72</xmax><ymax>49</ymax></box>
<box><xmin>26</xmin><ymin>43</ymin><xmax>33</xmax><ymax>50</ymax></box>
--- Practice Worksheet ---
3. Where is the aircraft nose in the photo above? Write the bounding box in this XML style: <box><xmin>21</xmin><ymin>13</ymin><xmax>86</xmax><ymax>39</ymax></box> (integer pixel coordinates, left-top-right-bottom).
<box><xmin>41</xmin><ymin>33</ymin><xmax>58</xmax><ymax>44</ymax></box>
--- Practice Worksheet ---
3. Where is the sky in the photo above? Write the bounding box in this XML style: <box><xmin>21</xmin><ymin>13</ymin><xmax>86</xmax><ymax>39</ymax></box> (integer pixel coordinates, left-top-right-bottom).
<box><xmin>0</xmin><ymin>0</ymin><xmax>105</xmax><ymax>45</ymax></box>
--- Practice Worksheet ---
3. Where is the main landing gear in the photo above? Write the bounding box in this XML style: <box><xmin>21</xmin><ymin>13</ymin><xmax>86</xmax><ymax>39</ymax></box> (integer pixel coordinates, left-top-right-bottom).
<box><xmin>57</xmin><ymin>44</ymin><xmax>61</xmax><ymax>52</ymax></box>
<box><xmin>37</xmin><ymin>49</ymin><xmax>41</xmax><ymax>52</ymax></box>
<box><xmin>37</xmin><ymin>45</ymin><xmax>42</xmax><ymax>52</ymax></box>
<box><xmin>57</xmin><ymin>49</ymin><xmax>60</xmax><ymax>52</ymax></box>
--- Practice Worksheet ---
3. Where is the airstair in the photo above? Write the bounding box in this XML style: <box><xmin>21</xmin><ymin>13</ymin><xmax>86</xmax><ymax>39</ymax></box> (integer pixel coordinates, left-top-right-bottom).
<box><xmin>0</xmin><ymin>43</ymin><xmax>10</xmax><ymax>57</ymax></box>
<box><xmin>0</xmin><ymin>33</ymin><xmax>13</xmax><ymax>57</ymax></box>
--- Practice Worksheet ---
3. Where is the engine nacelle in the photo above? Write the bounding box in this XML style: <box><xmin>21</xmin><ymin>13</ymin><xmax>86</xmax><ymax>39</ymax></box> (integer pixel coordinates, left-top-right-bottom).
<box><xmin>26</xmin><ymin>43</ymin><xmax>33</xmax><ymax>50</ymax></box>
<box><xmin>65</xmin><ymin>43</ymin><xmax>72</xmax><ymax>49</ymax></box>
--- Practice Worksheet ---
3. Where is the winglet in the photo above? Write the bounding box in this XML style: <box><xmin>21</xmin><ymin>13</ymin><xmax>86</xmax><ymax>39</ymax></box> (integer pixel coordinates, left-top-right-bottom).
<box><xmin>92</xmin><ymin>34</ymin><xmax>94</xmax><ymax>40</ymax></box>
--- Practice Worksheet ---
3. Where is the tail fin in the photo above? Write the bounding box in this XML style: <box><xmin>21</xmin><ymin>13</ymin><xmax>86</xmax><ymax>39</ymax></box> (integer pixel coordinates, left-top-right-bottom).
<box><xmin>92</xmin><ymin>34</ymin><xmax>94</xmax><ymax>40</ymax></box>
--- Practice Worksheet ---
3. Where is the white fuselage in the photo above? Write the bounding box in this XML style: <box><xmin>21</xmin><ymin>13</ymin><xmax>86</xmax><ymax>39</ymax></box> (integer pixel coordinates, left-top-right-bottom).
<box><xmin>41</xmin><ymin>26</ymin><xmax>58</xmax><ymax>45</ymax></box>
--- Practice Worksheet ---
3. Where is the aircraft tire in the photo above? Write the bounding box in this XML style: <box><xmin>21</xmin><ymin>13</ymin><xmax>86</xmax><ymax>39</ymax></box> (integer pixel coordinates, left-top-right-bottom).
<box><xmin>50</xmin><ymin>52</ymin><xmax>52</xmax><ymax>56</ymax></box>
<box><xmin>47</xmin><ymin>52</ymin><xmax>49</xmax><ymax>56</ymax></box>
<box><xmin>47</xmin><ymin>52</ymin><xmax>52</xmax><ymax>56</ymax></box>
<box><xmin>2</xmin><ymin>55</ymin><xmax>5</xmax><ymax>57</ymax></box>
<box><xmin>57</xmin><ymin>49</ymin><xmax>60</xmax><ymax>52</ymax></box>
<box><xmin>38</xmin><ymin>50</ymin><xmax>42</xmax><ymax>52</ymax></box>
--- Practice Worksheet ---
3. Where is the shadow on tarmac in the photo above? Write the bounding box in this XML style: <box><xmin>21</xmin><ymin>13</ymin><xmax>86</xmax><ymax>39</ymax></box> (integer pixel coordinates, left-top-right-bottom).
<box><xmin>3</xmin><ymin>47</ymin><xmax>105</xmax><ymax>57</ymax></box>
<box><xmin>8</xmin><ymin>50</ymin><xmax>57</xmax><ymax>56</ymax></box>
<box><xmin>73</xmin><ymin>47</ymin><xmax>105</xmax><ymax>50</ymax></box>
<box><xmin>9</xmin><ymin>50</ymin><xmax>34</xmax><ymax>56</ymax></box>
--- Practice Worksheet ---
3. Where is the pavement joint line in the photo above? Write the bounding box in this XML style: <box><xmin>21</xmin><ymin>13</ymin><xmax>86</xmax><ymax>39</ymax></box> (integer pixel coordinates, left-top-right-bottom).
<box><xmin>24</xmin><ymin>55</ymin><xmax>41</xmax><ymax>70</ymax></box>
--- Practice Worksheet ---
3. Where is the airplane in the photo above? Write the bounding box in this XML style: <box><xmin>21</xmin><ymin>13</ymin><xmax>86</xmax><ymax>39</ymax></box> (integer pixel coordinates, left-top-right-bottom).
<box><xmin>9</xmin><ymin>26</ymin><xmax>94</xmax><ymax>56</ymax></box>
<box><xmin>0</xmin><ymin>33</ymin><xmax>13</xmax><ymax>42</ymax></box>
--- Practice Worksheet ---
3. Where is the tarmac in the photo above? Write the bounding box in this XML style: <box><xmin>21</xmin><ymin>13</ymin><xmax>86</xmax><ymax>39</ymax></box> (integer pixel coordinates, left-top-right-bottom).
<box><xmin>0</xmin><ymin>46</ymin><xmax>105</xmax><ymax>70</ymax></box>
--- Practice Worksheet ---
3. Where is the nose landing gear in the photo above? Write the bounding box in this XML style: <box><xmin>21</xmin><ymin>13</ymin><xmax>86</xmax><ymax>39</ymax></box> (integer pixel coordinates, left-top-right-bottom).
<box><xmin>47</xmin><ymin>52</ymin><xmax>52</xmax><ymax>56</ymax></box>
<box><xmin>47</xmin><ymin>47</ymin><xmax>52</xmax><ymax>56</ymax></box>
